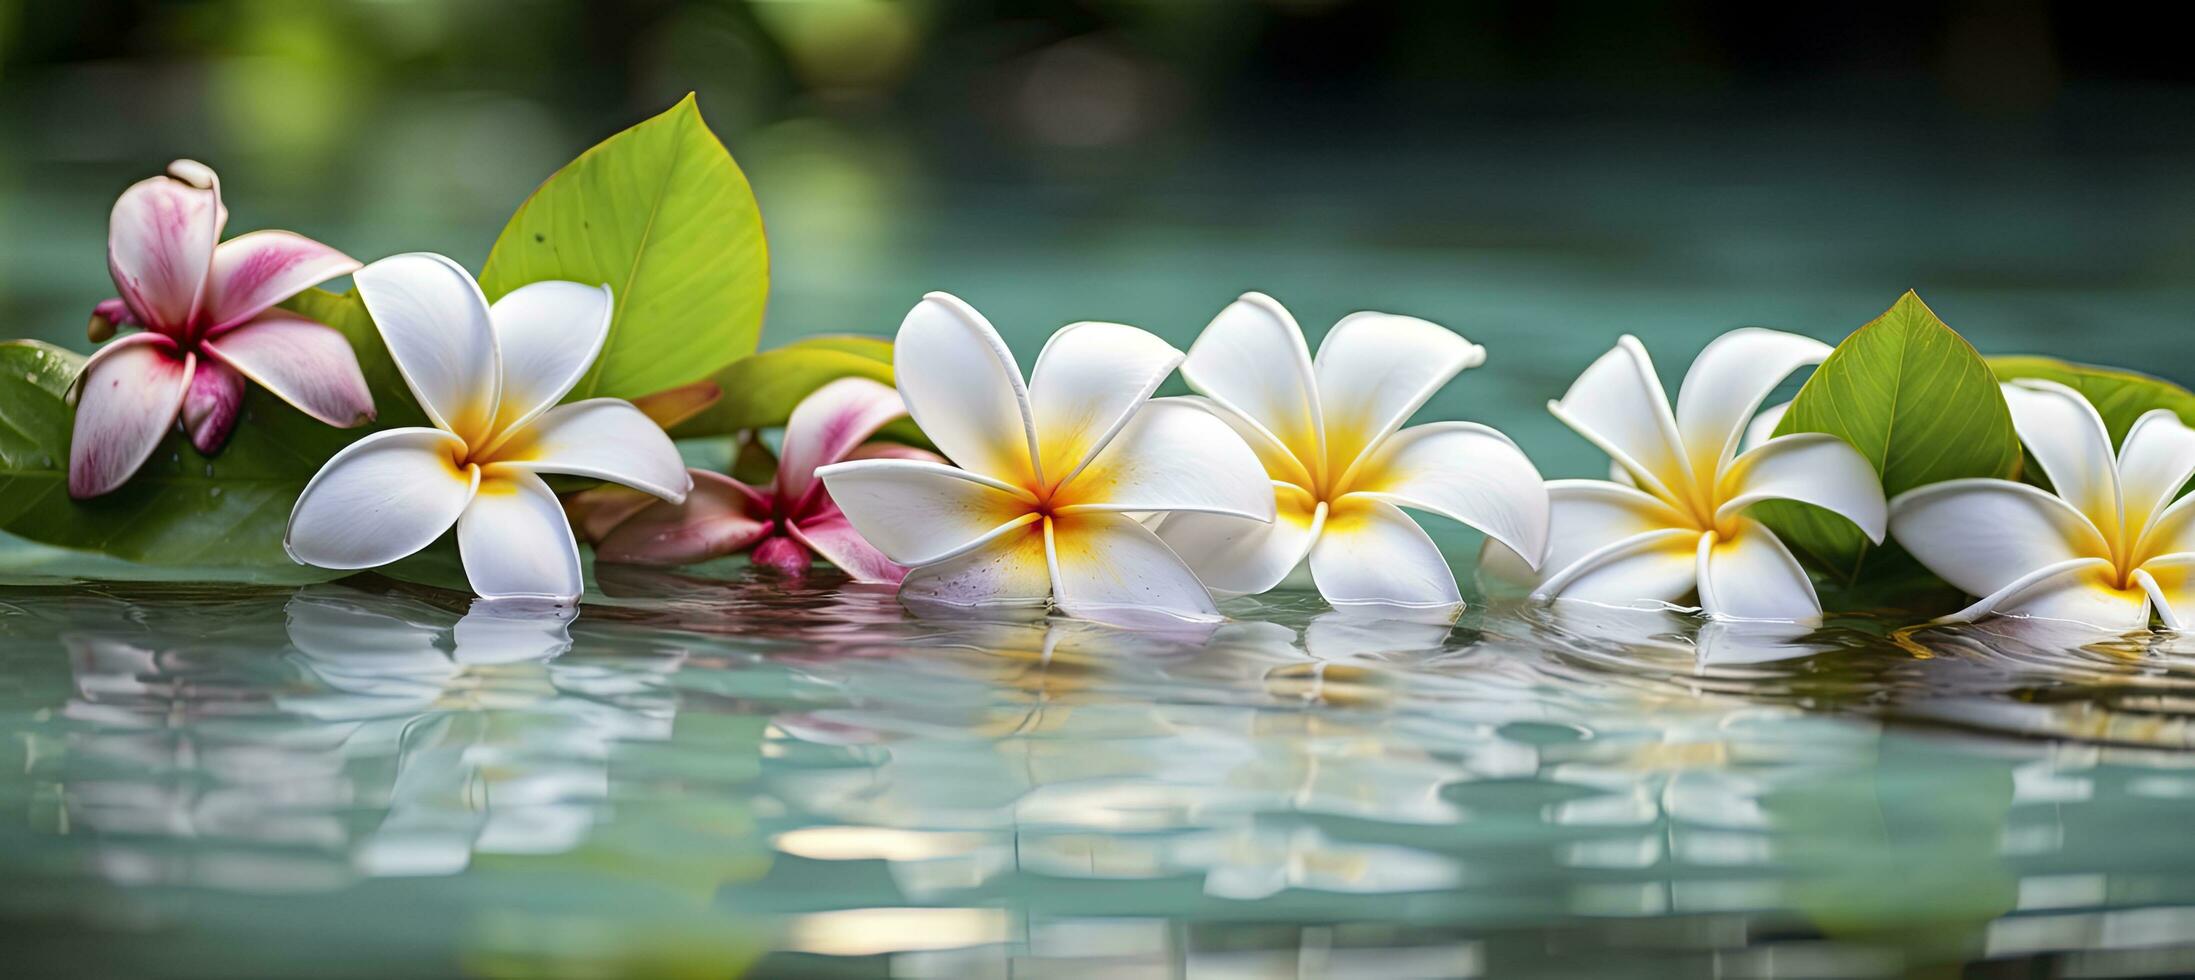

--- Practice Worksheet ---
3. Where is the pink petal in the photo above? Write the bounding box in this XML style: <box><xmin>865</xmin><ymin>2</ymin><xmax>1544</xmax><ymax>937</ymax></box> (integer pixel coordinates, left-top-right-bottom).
<box><xmin>751</xmin><ymin>535</ymin><xmax>814</xmax><ymax>577</ymax></box>
<box><xmin>564</xmin><ymin>483</ymin><xmax>665</xmax><ymax>544</ymax></box>
<box><xmin>839</xmin><ymin>442</ymin><xmax>944</xmax><ymax>463</ymax></box>
<box><xmin>200</xmin><ymin>312</ymin><xmax>375</xmax><ymax>428</ymax></box>
<box><xmin>789</xmin><ymin>511</ymin><xmax>908</xmax><ymax>584</ymax></box>
<box><xmin>68</xmin><ymin>334</ymin><xmax>193</xmax><ymax>498</ymax></box>
<box><xmin>180</xmin><ymin>355</ymin><xmax>245</xmax><ymax>455</ymax></box>
<box><xmin>593</xmin><ymin>470</ymin><xmax>774</xmax><ymax>565</ymax></box>
<box><xmin>776</xmin><ymin>377</ymin><xmax>909</xmax><ymax>515</ymax></box>
<box><xmin>106</xmin><ymin>166</ymin><xmax>224</xmax><ymax>336</ymax></box>
<box><xmin>202</xmin><ymin>230</ymin><xmax>362</xmax><ymax>334</ymax></box>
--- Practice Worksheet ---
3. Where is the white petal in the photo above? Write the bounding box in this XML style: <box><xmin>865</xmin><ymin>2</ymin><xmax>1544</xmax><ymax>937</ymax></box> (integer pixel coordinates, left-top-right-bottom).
<box><xmin>1941</xmin><ymin>557</ymin><xmax>2149</xmax><ymax>631</ymax></box>
<box><xmin>1179</xmin><ymin>292</ymin><xmax>1323</xmax><ymax>480</ymax></box>
<box><xmin>457</xmin><ymin>470</ymin><xmax>583</xmax><ymax>602</ymax></box>
<box><xmin>1057</xmin><ymin>399</ymin><xmax>1273</xmax><ymax>520</ymax></box>
<box><xmin>487</xmin><ymin>399</ymin><xmax>689</xmax><ymax>502</ymax></box>
<box><xmin>285</xmin><ymin>428</ymin><xmax>475</xmax><ymax>569</ymax></box>
<box><xmin>2119</xmin><ymin>409</ymin><xmax>2195</xmax><ymax>550</ymax></box>
<box><xmin>1168</xmin><ymin>394</ymin><xmax>1315</xmax><ymax>489</ymax></box>
<box><xmin>1888</xmin><ymin>478</ymin><xmax>2110</xmax><ymax>601</ymax></box>
<box><xmin>1306</xmin><ymin>498</ymin><xmax>1461</xmax><ymax>608</ymax></box>
<box><xmin>1027</xmin><ymin>320</ymin><xmax>1183</xmax><ymax>485</ymax></box>
<box><xmin>898</xmin><ymin>519</ymin><xmax>1053</xmax><ymax>612</ymax></box>
<box><xmin>486</xmin><ymin>280</ymin><xmax>612</xmax><ymax>437</ymax></box>
<box><xmin>1743</xmin><ymin>401</ymin><xmax>1789</xmax><ymax>454</ymax></box>
<box><xmin>1717</xmin><ymin>433</ymin><xmax>1887</xmax><ymax>543</ymax></box>
<box><xmin>815</xmin><ymin>459</ymin><xmax>1036</xmax><ymax>566</ymax></box>
<box><xmin>1315</xmin><ymin>310</ymin><xmax>1484</xmax><ymax>485</ymax></box>
<box><xmin>1695</xmin><ymin>519</ymin><xmax>1821</xmax><ymax>622</ymax></box>
<box><xmin>1673</xmin><ymin>328</ymin><xmax>1829</xmax><ymax>479</ymax></box>
<box><xmin>1156</xmin><ymin>487</ymin><xmax>1325</xmax><ymax>596</ymax></box>
<box><xmin>1048</xmin><ymin>511</ymin><xmax>1220</xmax><ymax>626</ymax></box>
<box><xmin>1548</xmin><ymin>336</ymin><xmax>1694</xmax><ymax>507</ymax></box>
<box><xmin>2137</xmin><ymin>555</ymin><xmax>2195</xmax><ymax>630</ymax></box>
<box><xmin>1531</xmin><ymin>480</ymin><xmax>1692</xmax><ymax>594</ymax></box>
<box><xmin>2001</xmin><ymin>379</ymin><xmax>2122</xmax><ymax>541</ymax></box>
<box><xmin>1534</xmin><ymin>527</ymin><xmax>1702</xmax><ymax>608</ymax></box>
<box><xmin>354</xmin><ymin>253</ymin><xmax>501</xmax><ymax>444</ymax></box>
<box><xmin>893</xmin><ymin>292</ymin><xmax>1040</xmax><ymax>487</ymax></box>
<box><xmin>1343</xmin><ymin>421</ymin><xmax>1549</xmax><ymax>568</ymax></box>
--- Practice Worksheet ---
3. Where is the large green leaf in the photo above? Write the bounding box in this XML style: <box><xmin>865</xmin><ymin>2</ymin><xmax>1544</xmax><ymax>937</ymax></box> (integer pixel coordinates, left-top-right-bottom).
<box><xmin>1757</xmin><ymin>291</ymin><xmax>2021</xmax><ymax>581</ymax></box>
<box><xmin>0</xmin><ymin>340</ymin><xmax>350</xmax><ymax>572</ymax></box>
<box><xmin>1988</xmin><ymin>355</ymin><xmax>2195</xmax><ymax>446</ymax></box>
<box><xmin>666</xmin><ymin>335</ymin><xmax>901</xmax><ymax>440</ymax></box>
<box><xmin>480</xmin><ymin>93</ymin><xmax>767</xmax><ymax>402</ymax></box>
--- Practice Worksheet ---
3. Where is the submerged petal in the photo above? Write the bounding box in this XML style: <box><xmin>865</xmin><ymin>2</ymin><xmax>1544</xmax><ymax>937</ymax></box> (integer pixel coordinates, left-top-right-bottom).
<box><xmin>815</xmin><ymin>459</ymin><xmax>1037</xmax><ymax>566</ymax></box>
<box><xmin>1717</xmin><ymin>433</ymin><xmax>1886</xmax><ymax>543</ymax></box>
<box><xmin>67</xmin><ymin>334</ymin><xmax>192</xmax><ymax>498</ymax></box>
<box><xmin>750</xmin><ymin>535</ymin><xmax>813</xmax><ymax>577</ymax></box>
<box><xmin>1548</xmin><ymin>336</ymin><xmax>1694</xmax><ymax>507</ymax></box>
<box><xmin>457</xmin><ymin>470</ymin><xmax>584</xmax><ymax>602</ymax></box>
<box><xmin>1306</xmin><ymin>497</ymin><xmax>1461</xmax><ymax>608</ymax></box>
<box><xmin>592</xmin><ymin>470</ymin><xmax>772</xmax><ymax>566</ymax></box>
<box><xmin>893</xmin><ymin>292</ymin><xmax>1040</xmax><ymax>487</ymax></box>
<box><xmin>1179</xmin><ymin>292</ymin><xmax>1323</xmax><ymax>480</ymax></box>
<box><xmin>1695</xmin><ymin>519</ymin><xmax>1821</xmax><ymax>622</ymax></box>
<box><xmin>2001</xmin><ymin>380</ymin><xmax>2123</xmax><ymax>540</ymax></box>
<box><xmin>1057</xmin><ymin>399</ymin><xmax>1273</xmax><ymax>520</ymax></box>
<box><xmin>898</xmin><ymin>519</ymin><xmax>1053</xmax><ymax>612</ymax></box>
<box><xmin>1028</xmin><ymin>321</ymin><xmax>1184</xmax><ymax>484</ymax></box>
<box><xmin>203</xmin><ymin>230</ymin><xmax>361</xmax><ymax>333</ymax></box>
<box><xmin>1343</xmin><ymin>421</ymin><xmax>1549</xmax><ymax>569</ymax></box>
<box><xmin>354</xmin><ymin>253</ymin><xmax>501</xmax><ymax>443</ymax></box>
<box><xmin>1672</xmin><ymin>328</ymin><xmax>1829</xmax><ymax>479</ymax></box>
<box><xmin>1890</xmin><ymin>478</ymin><xmax>2112</xmax><ymax>602</ymax></box>
<box><xmin>284</xmin><ymin>428</ymin><xmax>475</xmax><ymax>569</ymax></box>
<box><xmin>488</xmin><ymin>399</ymin><xmax>689</xmax><ymax>503</ymax></box>
<box><xmin>777</xmin><ymin>376</ymin><xmax>909</xmax><ymax>514</ymax></box>
<box><xmin>200</xmin><ymin>311</ymin><xmax>375</xmax><ymax>428</ymax></box>
<box><xmin>485</xmin><ymin>280</ymin><xmax>613</xmax><ymax>437</ymax></box>
<box><xmin>1314</xmin><ymin>311</ymin><xmax>1484</xmax><ymax>485</ymax></box>
<box><xmin>107</xmin><ymin>167</ymin><xmax>223</xmax><ymax>334</ymax></box>
<box><xmin>179</xmin><ymin>354</ymin><xmax>244</xmax><ymax>454</ymax></box>
<box><xmin>1156</xmin><ymin>486</ymin><xmax>1325</xmax><ymax>596</ymax></box>
<box><xmin>1048</xmin><ymin>511</ymin><xmax>1220</xmax><ymax>625</ymax></box>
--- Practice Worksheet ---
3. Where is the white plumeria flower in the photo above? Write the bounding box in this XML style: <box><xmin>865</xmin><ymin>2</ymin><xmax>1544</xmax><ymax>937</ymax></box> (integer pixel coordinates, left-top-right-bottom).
<box><xmin>283</xmin><ymin>254</ymin><xmax>691</xmax><ymax>603</ymax></box>
<box><xmin>816</xmin><ymin>292</ymin><xmax>1275</xmax><ymax>627</ymax></box>
<box><xmin>1505</xmin><ymin>329</ymin><xmax>1887</xmax><ymax>622</ymax></box>
<box><xmin>1890</xmin><ymin>380</ymin><xmax>2195</xmax><ymax>631</ymax></box>
<box><xmin>1152</xmin><ymin>292</ymin><xmax>1551</xmax><ymax>609</ymax></box>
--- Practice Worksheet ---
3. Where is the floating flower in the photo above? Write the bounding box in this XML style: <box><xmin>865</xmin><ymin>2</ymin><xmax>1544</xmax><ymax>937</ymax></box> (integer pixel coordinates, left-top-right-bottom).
<box><xmin>71</xmin><ymin>159</ymin><xmax>373</xmax><ymax>498</ymax></box>
<box><xmin>575</xmin><ymin>376</ymin><xmax>938</xmax><ymax>583</ymax></box>
<box><xmin>1502</xmin><ymin>330</ymin><xmax>1887</xmax><ymax>622</ymax></box>
<box><xmin>1890</xmin><ymin>380</ymin><xmax>2195</xmax><ymax>630</ymax></box>
<box><xmin>283</xmin><ymin>253</ymin><xmax>690</xmax><ymax>603</ymax></box>
<box><xmin>1151</xmin><ymin>292</ymin><xmax>1550</xmax><ymax>609</ymax></box>
<box><xmin>816</xmin><ymin>292</ymin><xmax>1274</xmax><ymax>626</ymax></box>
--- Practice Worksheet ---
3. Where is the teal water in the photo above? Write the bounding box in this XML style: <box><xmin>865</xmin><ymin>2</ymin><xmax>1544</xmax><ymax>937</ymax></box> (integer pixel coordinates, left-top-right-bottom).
<box><xmin>12</xmin><ymin>97</ymin><xmax>2195</xmax><ymax>976</ymax></box>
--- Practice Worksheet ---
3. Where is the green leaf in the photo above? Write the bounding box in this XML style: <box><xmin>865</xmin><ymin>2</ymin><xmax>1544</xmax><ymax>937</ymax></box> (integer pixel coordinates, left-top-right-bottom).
<box><xmin>479</xmin><ymin>93</ymin><xmax>767</xmax><ymax>402</ymax></box>
<box><xmin>0</xmin><ymin>340</ymin><xmax>353</xmax><ymax>573</ymax></box>
<box><xmin>666</xmin><ymin>335</ymin><xmax>900</xmax><ymax>439</ymax></box>
<box><xmin>1988</xmin><ymin>355</ymin><xmax>2195</xmax><ymax>447</ymax></box>
<box><xmin>1757</xmin><ymin>291</ymin><xmax>2021</xmax><ymax>581</ymax></box>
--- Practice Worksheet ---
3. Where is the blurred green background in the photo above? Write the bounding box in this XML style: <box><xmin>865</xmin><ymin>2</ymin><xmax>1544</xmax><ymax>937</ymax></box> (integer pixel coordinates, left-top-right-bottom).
<box><xmin>6</xmin><ymin>0</ymin><xmax>2195</xmax><ymax>482</ymax></box>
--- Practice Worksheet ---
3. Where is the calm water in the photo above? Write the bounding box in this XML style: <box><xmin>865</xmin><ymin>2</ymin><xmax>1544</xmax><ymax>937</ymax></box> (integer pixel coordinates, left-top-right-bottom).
<box><xmin>14</xmin><ymin>90</ymin><xmax>2195</xmax><ymax>976</ymax></box>
<box><xmin>8</xmin><ymin>569</ymin><xmax>2195</xmax><ymax>977</ymax></box>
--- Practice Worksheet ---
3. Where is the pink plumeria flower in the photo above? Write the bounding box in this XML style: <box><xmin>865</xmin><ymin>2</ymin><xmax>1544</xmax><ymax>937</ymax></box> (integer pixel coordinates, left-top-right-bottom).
<box><xmin>71</xmin><ymin>159</ymin><xmax>373</xmax><ymax>498</ymax></box>
<box><xmin>579</xmin><ymin>377</ymin><xmax>939</xmax><ymax>584</ymax></box>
